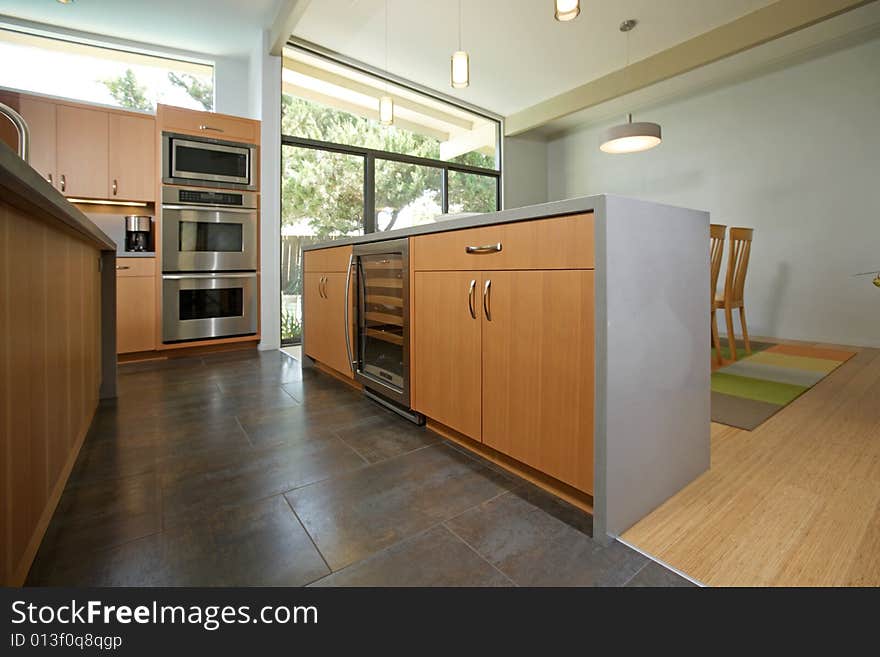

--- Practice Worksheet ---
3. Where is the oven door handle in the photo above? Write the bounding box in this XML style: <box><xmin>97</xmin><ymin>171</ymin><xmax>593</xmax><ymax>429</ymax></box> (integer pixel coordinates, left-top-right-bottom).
<box><xmin>161</xmin><ymin>205</ymin><xmax>257</xmax><ymax>214</ymax></box>
<box><xmin>344</xmin><ymin>254</ymin><xmax>355</xmax><ymax>373</ymax></box>
<box><xmin>162</xmin><ymin>272</ymin><xmax>258</xmax><ymax>280</ymax></box>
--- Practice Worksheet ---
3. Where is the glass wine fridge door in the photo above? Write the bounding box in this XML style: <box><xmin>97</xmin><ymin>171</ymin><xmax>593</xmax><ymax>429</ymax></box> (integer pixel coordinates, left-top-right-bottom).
<box><xmin>356</xmin><ymin>243</ymin><xmax>409</xmax><ymax>404</ymax></box>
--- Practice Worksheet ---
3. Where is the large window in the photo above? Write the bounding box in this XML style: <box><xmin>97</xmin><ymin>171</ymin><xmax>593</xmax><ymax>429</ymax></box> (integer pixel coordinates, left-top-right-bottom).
<box><xmin>280</xmin><ymin>46</ymin><xmax>501</xmax><ymax>345</ymax></box>
<box><xmin>0</xmin><ymin>28</ymin><xmax>214</xmax><ymax>112</ymax></box>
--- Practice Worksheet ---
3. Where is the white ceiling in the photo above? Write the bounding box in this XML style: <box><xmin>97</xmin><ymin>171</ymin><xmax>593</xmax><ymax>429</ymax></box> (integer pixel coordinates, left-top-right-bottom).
<box><xmin>293</xmin><ymin>0</ymin><xmax>776</xmax><ymax>116</ymax></box>
<box><xmin>0</xmin><ymin>0</ymin><xmax>283</xmax><ymax>57</ymax></box>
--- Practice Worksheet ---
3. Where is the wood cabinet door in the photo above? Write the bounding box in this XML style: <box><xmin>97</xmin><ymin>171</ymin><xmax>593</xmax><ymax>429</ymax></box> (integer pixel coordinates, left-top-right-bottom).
<box><xmin>320</xmin><ymin>272</ymin><xmax>355</xmax><ymax>378</ymax></box>
<box><xmin>109</xmin><ymin>113</ymin><xmax>156</xmax><ymax>202</ymax></box>
<box><xmin>18</xmin><ymin>97</ymin><xmax>56</xmax><ymax>186</ymax></box>
<box><xmin>481</xmin><ymin>270</ymin><xmax>595</xmax><ymax>494</ymax></box>
<box><xmin>412</xmin><ymin>271</ymin><xmax>482</xmax><ymax>439</ymax></box>
<box><xmin>303</xmin><ymin>272</ymin><xmax>354</xmax><ymax>378</ymax></box>
<box><xmin>56</xmin><ymin>105</ymin><xmax>109</xmax><ymax>199</ymax></box>
<box><xmin>117</xmin><ymin>276</ymin><xmax>156</xmax><ymax>353</ymax></box>
<box><xmin>303</xmin><ymin>272</ymin><xmax>326</xmax><ymax>363</ymax></box>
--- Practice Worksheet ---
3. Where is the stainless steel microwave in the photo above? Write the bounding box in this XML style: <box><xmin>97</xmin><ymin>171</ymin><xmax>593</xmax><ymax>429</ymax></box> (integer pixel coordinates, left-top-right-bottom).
<box><xmin>162</xmin><ymin>132</ymin><xmax>257</xmax><ymax>190</ymax></box>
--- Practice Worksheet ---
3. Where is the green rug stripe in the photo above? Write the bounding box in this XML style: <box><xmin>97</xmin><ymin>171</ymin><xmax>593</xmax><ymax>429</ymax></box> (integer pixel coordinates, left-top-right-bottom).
<box><xmin>711</xmin><ymin>340</ymin><xmax>774</xmax><ymax>362</ymax></box>
<box><xmin>711</xmin><ymin>372</ymin><xmax>809</xmax><ymax>406</ymax></box>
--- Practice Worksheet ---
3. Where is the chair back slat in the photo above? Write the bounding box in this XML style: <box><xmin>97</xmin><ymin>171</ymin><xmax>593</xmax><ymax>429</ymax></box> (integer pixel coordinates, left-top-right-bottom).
<box><xmin>725</xmin><ymin>227</ymin><xmax>754</xmax><ymax>305</ymax></box>
<box><xmin>710</xmin><ymin>224</ymin><xmax>726</xmax><ymax>305</ymax></box>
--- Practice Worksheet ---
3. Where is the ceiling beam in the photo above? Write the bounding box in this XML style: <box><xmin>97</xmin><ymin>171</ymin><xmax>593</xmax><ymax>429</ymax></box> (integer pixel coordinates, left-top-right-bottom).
<box><xmin>281</xmin><ymin>81</ymin><xmax>450</xmax><ymax>141</ymax></box>
<box><xmin>269</xmin><ymin>0</ymin><xmax>312</xmax><ymax>57</ymax></box>
<box><xmin>283</xmin><ymin>57</ymin><xmax>476</xmax><ymax>130</ymax></box>
<box><xmin>505</xmin><ymin>0</ymin><xmax>877</xmax><ymax>136</ymax></box>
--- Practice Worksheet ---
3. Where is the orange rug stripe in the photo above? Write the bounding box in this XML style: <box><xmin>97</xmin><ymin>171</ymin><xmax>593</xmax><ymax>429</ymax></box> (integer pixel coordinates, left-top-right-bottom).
<box><xmin>765</xmin><ymin>344</ymin><xmax>856</xmax><ymax>362</ymax></box>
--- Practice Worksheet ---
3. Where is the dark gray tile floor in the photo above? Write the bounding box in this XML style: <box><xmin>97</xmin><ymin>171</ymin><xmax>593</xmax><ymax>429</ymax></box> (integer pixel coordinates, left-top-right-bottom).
<box><xmin>26</xmin><ymin>349</ymin><xmax>694</xmax><ymax>588</ymax></box>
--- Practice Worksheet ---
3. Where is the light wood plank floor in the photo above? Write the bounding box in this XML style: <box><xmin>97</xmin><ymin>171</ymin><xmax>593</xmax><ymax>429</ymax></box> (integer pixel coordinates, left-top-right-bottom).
<box><xmin>623</xmin><ymin>339</ymin><xmax>880</xmax><ymax>587</ymax></box>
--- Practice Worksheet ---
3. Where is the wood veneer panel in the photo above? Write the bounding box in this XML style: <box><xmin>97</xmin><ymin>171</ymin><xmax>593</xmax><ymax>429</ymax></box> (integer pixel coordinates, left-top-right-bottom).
<box><xmin>0</xmin><ymin>200</ymin><xmax>102</xmax><ymax>585</ymax></box>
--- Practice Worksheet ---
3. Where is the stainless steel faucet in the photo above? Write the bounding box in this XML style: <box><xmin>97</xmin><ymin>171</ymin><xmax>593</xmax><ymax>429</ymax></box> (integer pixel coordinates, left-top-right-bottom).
<box><xmin>0</xmin><ymin>101</ymin><xmax>30</xmax><ymax>164</ymax></box>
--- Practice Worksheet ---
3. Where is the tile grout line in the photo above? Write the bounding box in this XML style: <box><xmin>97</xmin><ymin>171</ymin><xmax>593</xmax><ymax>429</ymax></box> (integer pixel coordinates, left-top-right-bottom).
<box><xmin>442</xmin><ymin>521</ymin><xmax>519</xmax><ymax>587</ymax></box>
<box><xmin>233</xmin><ymin>415</ymin><xmax>256</xmax><ymax>448</ymax></box>
<box><xmin>282</xmin><ymin>494</ymin><xmax>333</xmax><ymax>577</ymax></box>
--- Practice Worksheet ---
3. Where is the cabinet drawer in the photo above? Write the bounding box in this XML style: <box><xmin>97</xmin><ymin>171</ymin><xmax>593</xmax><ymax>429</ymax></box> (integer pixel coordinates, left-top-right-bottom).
<box><xmin>160</xmin><ymin>105</ymin><xmax>259</xmax><ymax>143</ymax></box>
<box><xmin>115</xmin><ymin>258</ymin><xmax>156</xmax><ymax>277</ymax></box>
<box><xmin>412</xmin><ymin>213</ymin><xmax>594</xmax><ymax>271</ymax></box>
<box><xmin>303</xmin><ymin>245</ymin><xmax>353</xmax><ymax>273</ymax></box>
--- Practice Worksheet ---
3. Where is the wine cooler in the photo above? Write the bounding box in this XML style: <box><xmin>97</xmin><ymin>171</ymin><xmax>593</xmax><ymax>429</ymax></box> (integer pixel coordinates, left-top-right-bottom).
<box><xmin>352</xmin><ymin>239</ymin><xmax>422</xmax><ymax>423</ymax></box>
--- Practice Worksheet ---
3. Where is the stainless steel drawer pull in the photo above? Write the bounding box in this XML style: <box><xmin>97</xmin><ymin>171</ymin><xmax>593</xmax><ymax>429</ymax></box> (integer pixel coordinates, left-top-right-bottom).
<box><xmin>483</xmin><ymin>279</ymin><xmax>492</xmax><ymax>321</ymax></box>
<box><xmin>467</xmin><ymin>279</ymin><xmax>476</xmax><ymax>319</ymax></box>
<box><xmin>116</xmin><ymin>265</ymin><xmax>130</xmax><ymax>270</ymax></box>
<box><xmin>199</xmin><ymin>124</ymin><xmax>224</xmax><ymax>133</ymax></box>
<box><xmin>465</xmin><ymin>243</ymin><xmax>502</xmax><ymax>254</ymax></box>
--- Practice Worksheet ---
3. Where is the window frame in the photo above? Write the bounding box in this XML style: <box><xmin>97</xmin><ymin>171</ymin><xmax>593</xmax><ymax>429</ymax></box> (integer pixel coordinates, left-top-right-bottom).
<box><xmin>281</xmin><ymin>134</ymin><xmax>501</xmax><ymax>233</ymax></box>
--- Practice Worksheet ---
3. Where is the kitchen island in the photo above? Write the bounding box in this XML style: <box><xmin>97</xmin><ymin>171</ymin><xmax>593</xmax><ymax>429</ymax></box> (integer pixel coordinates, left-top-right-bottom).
<box><xmin>0</xmin><ymin>142</ymin><xmax>117</xmax><ymax>585</ymax></box>
<box><xmin>302</xmin><ymin>194</ymin><xmax>710</xmax><ymax>541</ymax></box>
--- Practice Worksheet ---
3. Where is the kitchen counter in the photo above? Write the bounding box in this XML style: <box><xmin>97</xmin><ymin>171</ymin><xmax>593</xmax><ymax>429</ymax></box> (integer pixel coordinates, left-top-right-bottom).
<box><xmin>1</xmin><ymin>141</ymin><xmax>118</xmax><ymax>585</ymax></box>
<box><xmin>303</xmin><ymin>194</ymin><xmax>701</xmax><ymax>251</ymax></box>
<box><xmin>302</xmin><ymin>194</ymin><xmax>712</xmax><ymax>541</ymax></box>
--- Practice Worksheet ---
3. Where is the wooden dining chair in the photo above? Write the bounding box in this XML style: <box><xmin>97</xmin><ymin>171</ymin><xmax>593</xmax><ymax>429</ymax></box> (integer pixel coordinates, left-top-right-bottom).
<box><xmin>714</xmin><ymin>227</ymin><xmax>754</xmax><ymax>362</ymax></box>
<box><xmin>710</xmin><ymin>224</ymin><xmax>726</xmax><ymax>365</ymax></box>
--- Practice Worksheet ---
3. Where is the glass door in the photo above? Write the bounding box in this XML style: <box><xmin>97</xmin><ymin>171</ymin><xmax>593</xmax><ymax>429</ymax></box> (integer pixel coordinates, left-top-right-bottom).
<box><xmin>358</xmin><ymin>252</ymin><xmax>405</xmax><ymax>392</ymax></box>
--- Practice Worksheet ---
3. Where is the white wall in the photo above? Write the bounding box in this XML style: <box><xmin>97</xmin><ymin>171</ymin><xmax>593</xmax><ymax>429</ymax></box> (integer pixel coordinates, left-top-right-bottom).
<box><xmin>214</xmin><ymin>55</ymin><xmax>253</xmax><ymax>119</ymax></box>
<box><xmin>547</xmin><ymin>37</ymin><xmax>880</xmax><ymax>348</ymax></box>
<box><xmin>502</xmin><ymin>135</ymin><xmax>548</xmax><ymax>209</ymax></box>
<box><xmin>252</xmin><ymin>31</ymin><xmax>283</xmax><ymax>352</ymax></box>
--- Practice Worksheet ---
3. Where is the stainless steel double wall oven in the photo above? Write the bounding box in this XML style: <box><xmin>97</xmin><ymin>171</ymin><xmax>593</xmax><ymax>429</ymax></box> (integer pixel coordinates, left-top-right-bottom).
<box><xmin>161</xmin><ymin>133</ymin><xmax>259</xmax><ymax>343</ymax></box>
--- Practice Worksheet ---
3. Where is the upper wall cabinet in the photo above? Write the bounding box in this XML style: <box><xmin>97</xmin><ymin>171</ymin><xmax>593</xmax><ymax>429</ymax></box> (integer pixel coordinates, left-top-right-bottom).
<box><xmin>2</xmin><ymin>91</ymin><xmax>156</xmax><ymax>203</ymax></box>
<box><xmin>56</xmin><ymin>105</ymin><xmax>110</xmax><ymax>199</ymax></box>
<box><xmin>17</xmin><ymin>97</ymin><xmax>56</xmax><ymax>186</ymax></box>
<box><xmin>109</xmin><ymin>113</ymin><xmax>156</xmax><ymax>202</ymax></box>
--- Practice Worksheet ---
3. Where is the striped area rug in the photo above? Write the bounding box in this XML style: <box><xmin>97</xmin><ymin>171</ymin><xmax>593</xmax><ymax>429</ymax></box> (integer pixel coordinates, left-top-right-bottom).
<box><xmin>711</xmin><ymin>343</ymin><xmax>856</xmax><ymax>430</ymax></box>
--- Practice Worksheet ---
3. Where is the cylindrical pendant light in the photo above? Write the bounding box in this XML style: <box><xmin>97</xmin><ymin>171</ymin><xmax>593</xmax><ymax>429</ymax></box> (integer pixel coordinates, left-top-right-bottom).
<box><xmin>379</xmin><ymin>95</ymin><xmax>394</xmax><ymax>125</ymax></box>
<box><xmin>600</xmin><ymin>114</ymin><xmax>662</xmax><ymax>154</ymax></box>
<box><xmin>451</xmin><ymin>0</ymin><xmax>469</xmax><ymax>88</ymax></box>
<box><xmin>451</xmin><ymin>51</ymin><xmax>469</xmax><ymax>89</ymax></box>
<box><xmin>554</xmin><ymin>0</ymin><xmax>580</xmax><ymax>22</ymax></box>
<box><xmin>599</xmin><ymin>20</ymin><xmax>662</xmax><ymax>154</ymax></box>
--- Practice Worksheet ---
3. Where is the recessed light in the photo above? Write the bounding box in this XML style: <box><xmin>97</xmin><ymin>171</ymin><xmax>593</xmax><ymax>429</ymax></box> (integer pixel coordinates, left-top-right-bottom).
<box><xmin>57</xmin><ymin>0</ymin><xmax>75</xmax><ymax>5</ymax></box>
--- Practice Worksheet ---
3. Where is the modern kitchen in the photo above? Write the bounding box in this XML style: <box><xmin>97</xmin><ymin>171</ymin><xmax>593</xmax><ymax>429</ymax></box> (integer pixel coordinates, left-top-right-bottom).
<box><xmin>2</xmin><ymin>0</ymin><xmax>880</xmax><ymax>598</ymax></box>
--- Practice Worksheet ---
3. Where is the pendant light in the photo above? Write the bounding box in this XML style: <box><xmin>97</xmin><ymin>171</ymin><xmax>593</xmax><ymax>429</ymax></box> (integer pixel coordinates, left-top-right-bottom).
<box><xmin>599</xmin><ymin>20</ymin><xmax>662</xmax><ymax>154</ymax></box>
<box><xmin>379</xmin><ymin>0</ymin><xmax>394</xmax><ymax>125</ymax></box>
<box><xmin>554</xmin><ymin>0</ymin><xmax>580</xmax><ymax>22</ymax></box>
<box><xmin>451</xmin><ymin>0</ymin><xmax>469</xmax><ymax>89</ymax></box>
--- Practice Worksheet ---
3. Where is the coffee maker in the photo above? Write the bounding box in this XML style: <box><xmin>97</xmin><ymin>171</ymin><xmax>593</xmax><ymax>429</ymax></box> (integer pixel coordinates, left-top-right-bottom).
<box><xmin>124</xmin><ymin>215</ymin><xmax>153</xmax><ymax>252</ymax></box>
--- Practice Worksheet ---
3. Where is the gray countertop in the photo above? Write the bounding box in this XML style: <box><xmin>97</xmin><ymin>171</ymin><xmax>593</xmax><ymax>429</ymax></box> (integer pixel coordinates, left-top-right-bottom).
<box><xmin>302</xmin><ymin>195</ymin><xmax>604</xmax><ymax>251</ymax></box>
<box><xmin>0</xmin><ymin>141</ymin><xmax>116</xmax><ymax>251</ymax></box>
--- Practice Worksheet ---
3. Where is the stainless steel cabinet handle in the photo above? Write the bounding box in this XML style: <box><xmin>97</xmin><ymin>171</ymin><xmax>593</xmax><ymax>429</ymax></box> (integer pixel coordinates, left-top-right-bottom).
<box><xmin>47</xmin><ymin>173</ymin><xmax>53</xmax><ymax>186</ymax></box>
<box><xmin>116</xmin><ymin>265</ymin><xmax>130</xmax><ymax>270</ymax></box>
<box><xmin>199</xmin><ymin>124</ymin><xmax>224</xmax><ymax>133</ymax></box>
<box><xmin>319</xmin><ymin>276</ymin><xmax>325</xmax><ymax>298</ymax></box>
<box><xmin>465</xmin><ymin>243</ymin><xmax>502</xmax><ymax>255</ymax></box>
<box><xmin>112</xmin><ymin>179</ymin><xmax>118</xmax><ymax>196</ymax></box>
<box><xmin>467</xmin><ymin>279</ymin><xmax>476</xmax><ymax>319</ymax></box>
<box><xmin>483</xmin><ymin>279</ymin><xmax>492</xmax><ymax>321</ymax></box>
<box><xmin>344</xmin><ymin>255</ymin><xmax>355</xmax><ymax>373</ymax></box>
<box><xmin>60</xmin><ymin>174</ymin><xmax>66</xmax><ymax>192</ymax></box>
